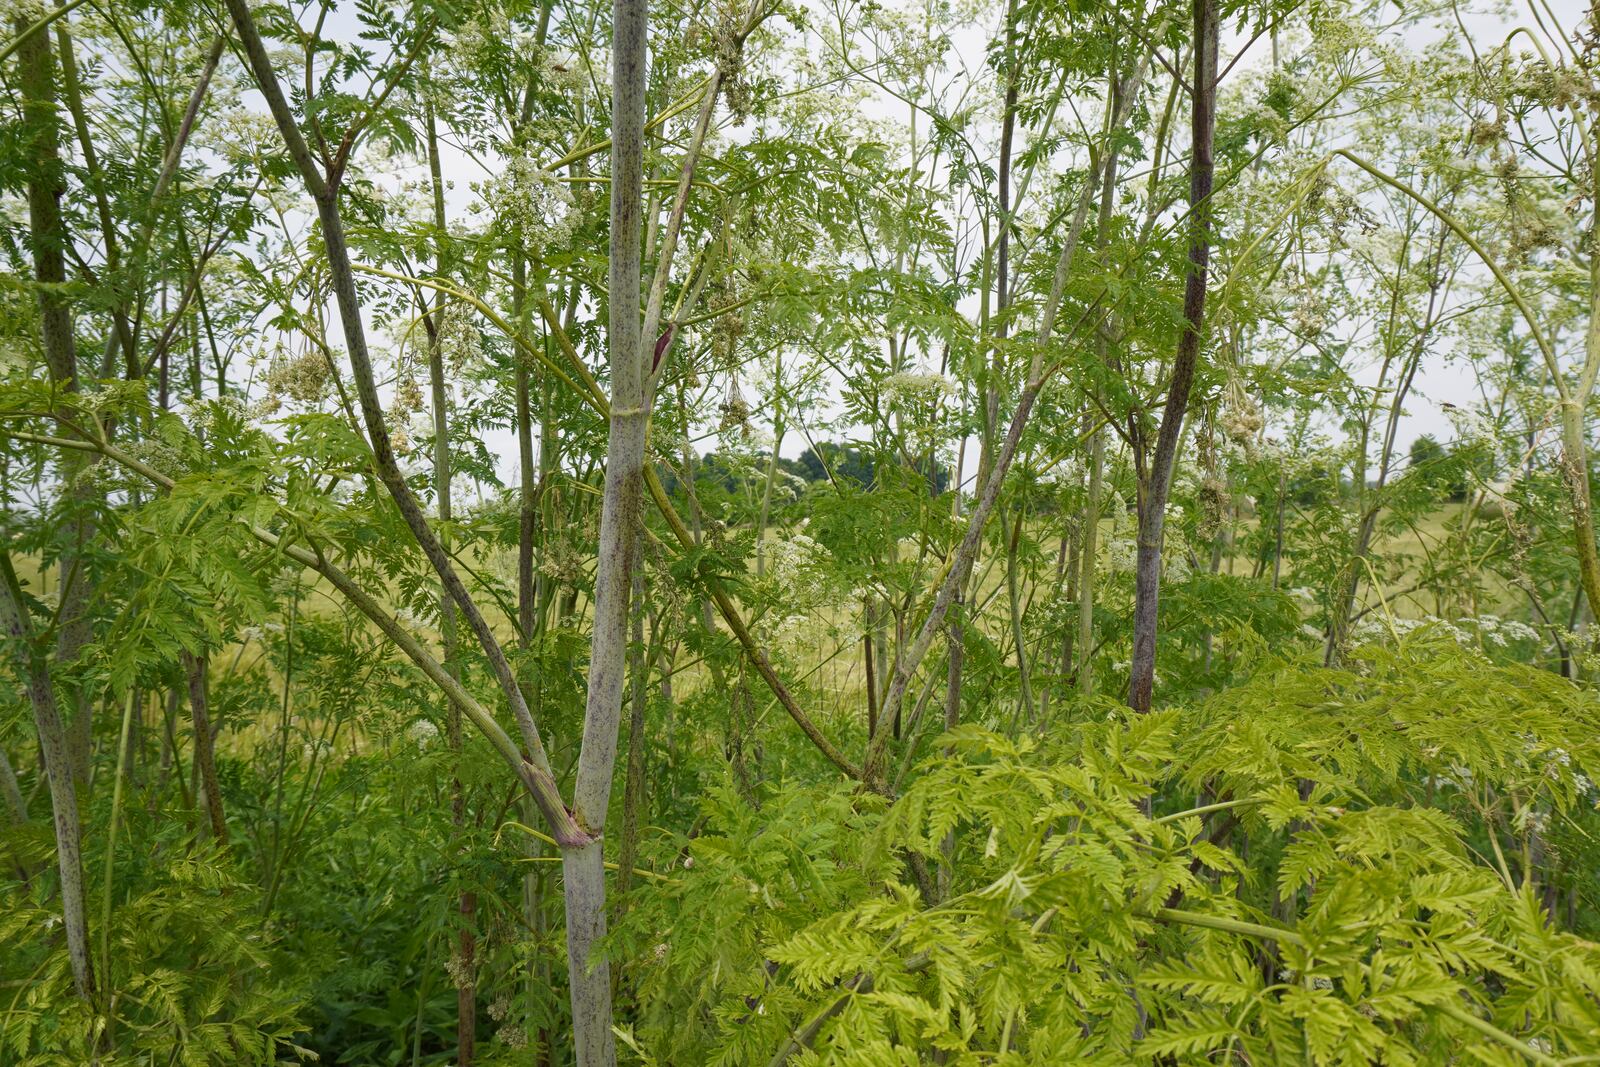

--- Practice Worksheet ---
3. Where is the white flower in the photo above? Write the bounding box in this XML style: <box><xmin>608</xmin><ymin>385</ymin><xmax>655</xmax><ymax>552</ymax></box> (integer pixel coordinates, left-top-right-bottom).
<box><xmin>757</xmin><ymin>532</ymin><xmax>858</xmax><ymax>655</ymax></box>
<box><xmin>1350</xmin><ymin>613</ymin><xmax>1541</xmax><ymax>652</ymax></box>
<box><xmin>1444</xmin><ymin>406</ymin><xmax>1497</xmax><ymax>448</ymax></box>
<box><xmin>408</xmin><ymin>719</ymin><xmax>440</xmax><ymax>747</ymax></box>
<box><xmin>542</xmin><ymin>51</ymin><xmax>586</xmax><ymax>94</ymax></box>
<box><xmin>881</xmin><ymin>369</ymin><xmax>956</xmax><ymax>404</ymax></box>
<box><xmin>1164</xmin><ymin>554</ymin><xmax>1190</xmax><ymax>583</ymax></box>
<box><xmin>209</xmin><ymin>109</ymin><xmax>281</xmax><ymax>164</ymax></box>
<box><xmin>1040</xmin><ymin>456</ymin><xmax>1083</xmax><ymax>487</ymax></box>
<box><xmin>444</xmin><ymin>10</ymin><xmax>512</xmax><ymax>66</ymax></box>
<box><xmin>480</xmin><ymin>156</ymin><xmax>576</xmax><ymax>250</ymax></box>
<box><xmin>1105</xmin><ymin>537</ymin><xmax>1136</xmax><ymax>573</ymax></box>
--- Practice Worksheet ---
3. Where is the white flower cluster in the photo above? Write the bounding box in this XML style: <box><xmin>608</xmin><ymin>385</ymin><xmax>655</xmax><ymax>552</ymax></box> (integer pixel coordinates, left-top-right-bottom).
<box><xmin>1444</xmin><ymin>406</ymin><xmax>1498</xmax><ymax>449</ymax></box>
<box><xmin>764</xmin><ymin>532</ymin><xmax>827</xmax><ymax>596</ymax></box>
<box><xmin>881</xmin><ymin>369</ymin><xmax>956</xmax><ymax>404</ymax></box>
<box><xmin>210</xmin><ymin>109</ymin><xmax>280</xmax><ymax>164</ymax></box>
<box><xmin>393</xmin><ymin>605</ymin><xmax>426</xmax><ymax>630</ymax></box>
<box><xmin>541</xmin><ymin>51</ymin><xmax>587</xmax><ymax>95</ymax></box>
<box><xmin>1165</xmin><ymin>553</ymin><xmax>1191</xmax><ymax>583</ymax></box>
<box><xmin>1105</xmin><ymin>536</ymin><xmax>1136</xmax><ymax>573</ymax></box>
<box><xmin>1540</xmin><ymin>746</ymin><xmax>1594</xmax><ymax>798</ymax></box>
<box><xmin>184</xmin><ymin>394</ymin><xmax>249</xmax><ymax>441</ymax></box>
<box><xmin>1437</xmin><ymin>742</ymin><xmax>1597</xmax><ymax>820</ymax></box>
<box><xmin>407</xmin><ymin>719</ymin><xmax>440</xmax><ymax>748</ymax></box>
<box><xmin>478</xmin><ymin>156</ymin><xmax>576</xmax><ymax>250</ymax></box>
<box><xmin>445</xmin><ymin>950</ymin><xmax>474</xmax><ymax>990</ymax></box>
<box><xmin>238</xmin><ymin>622</ymin><xmax>286</xmax><ymax>642</ymax></box>
<box><xmin>256</xmin><ymin>348</ymin><xmax>332</xmax><ymax>412</ymax></box>
<box><xmin>1309</xmin><ymin>14</ymin><xmax>1377</xmax><ymax>68</ymax></box>
<box><xmin>776</xmin><ymin>469</ymin><xmax>809</xmax><ymax>502</ymax></box>
<box><xmin>436</xmin><ymin>302</ymin><xmax>484</xmax><ymax>371</ymax></box>
<box><xmin>1473</xmin><ymin>615</ymin><xmax>1542</xmax><ymax>647</ymax></box>
<box><xmin>444</xmin><ymin>9</ymin><xmax>512</xmax><ymax>66</ymax></box>
<box><xmin>1349</xmin><ymin>613</ymin><xmax>1541</xmax><ymax>649</ymax></box>
<box><xmin>758</xmin><ymin>530</ymin><xmax>855</xmax><ymax>655</ymax></box>
<box><xmin>1040</xmin><ymin>456</ymin><xmax>1083</xmax><ymax>488</ymax></box>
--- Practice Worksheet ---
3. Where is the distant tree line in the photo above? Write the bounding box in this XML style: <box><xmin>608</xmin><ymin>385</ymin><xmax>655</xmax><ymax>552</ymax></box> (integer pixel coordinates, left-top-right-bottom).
<box><xmin>666</xmin><ymin>441</ymin><xmax>951</xmax><ymax>498</ymax></box>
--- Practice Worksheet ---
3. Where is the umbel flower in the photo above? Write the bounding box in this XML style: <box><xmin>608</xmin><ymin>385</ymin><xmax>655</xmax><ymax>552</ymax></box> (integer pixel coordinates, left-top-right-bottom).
<box><xmin>881</xmin><ymin>369</ymin><xmax>956</xmax><ymax>404</ymax></box>
<box><xmin>1349</xmin><ymin>614</ymin><xmax>1541</xmax><ymax>650</ymax></box>
<box><xmin>757</xmin><ymin>530</ymin><xmax>857</xmax><ymax>655</ymax></box>
<box><xmin>256</xmin><ymin>348</ymin><xmax>332</xmax><ymax>412</ymax></box>
<box><xmin>478</xmin><ymin>155</ymin><xmax>576</xmax><ymax>251</ymax></box>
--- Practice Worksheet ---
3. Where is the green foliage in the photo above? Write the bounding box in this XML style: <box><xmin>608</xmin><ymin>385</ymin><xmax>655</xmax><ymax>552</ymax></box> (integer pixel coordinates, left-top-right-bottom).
<box><xmin>5</xmin><ymin>0</ymin><xmax>1600</xmax><ymax>1062</ymax></box>
<box><xmin>614</xmin><ymin>643</ymin><xmax>1600</xmax><ymax>1063</ymax></box>
<box><xmin>2</xmin><ymin>852</ymin><xmax>306</xmax><ymax>1065</ymax></box>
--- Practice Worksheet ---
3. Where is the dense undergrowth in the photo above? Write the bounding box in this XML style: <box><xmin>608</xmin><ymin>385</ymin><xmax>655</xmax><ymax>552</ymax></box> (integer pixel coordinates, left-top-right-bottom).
<box><xmin>9</xmin><ymin>630</ymin><xmax>1600</xmax><ymax>1063</ymax></box>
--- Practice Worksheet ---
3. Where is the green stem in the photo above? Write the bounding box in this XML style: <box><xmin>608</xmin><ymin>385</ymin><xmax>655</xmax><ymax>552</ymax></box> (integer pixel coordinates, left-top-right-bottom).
<box><xmin>1148</xmin><ymin>907</ymin><xmax>1297</xmax><ymax>946</ymax></box>
<box><xmin>98</xmin><ymin>689</ymin><xmax>136</xmax><ymax>1008</ymax></box>
<box><xmin>0</xmin><ymin>0</ymin><xmax>92</xmax><ymax>66</ymax></box>
<box><xmin>1154</xmin><ymin>798</ymin><xmax>1266</xmax><ymax>825</ymax></box>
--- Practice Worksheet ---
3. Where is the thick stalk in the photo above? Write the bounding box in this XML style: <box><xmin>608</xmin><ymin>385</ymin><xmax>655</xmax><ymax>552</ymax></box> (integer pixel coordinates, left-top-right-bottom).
<box><xmin>615</xmin><ymin>557</ymin><xmax>649</xmax><ymax>924</ymax></box>
<box><xmin>1127</xmin><ymin>0</ymin><xmax>1217</xmax><ymax>714</ymax></box>
<box><xmin>0</xmin><ymin>550</ymin><xmax>94</xmax><ymax>999</ymax></box>
<box><xmin>994</xmin><ymin>0</ymin><xmax>1019</xmax><ymax>336</ymax></box>
<box><xmin>514</xmin><ymin>248</ymin><xmax>538</xmax><ymax>674</ymax></box>
<box><xmin>561</xmin><ymin>0</ymin><xmax>648</xmax><ymax>1059</ymax></box>
<box><xmin>181</xmin><ymin>651</ymin><xmax>227</xmax><ymax>844</ymax></box>
<box><xmin>17</xmin><ymin>16</ymin><xmax>75</xmax><ymax>389</ymax></box>
<box><xmin>17</xmin><ymin>11</ymin><xmax>96</xmax><ymax>789</ymax></box>
<box><xmin>1568</xmin><ymin>185</ymin><xmax>1600</xmax><ymax>633</ymax></box>
<box><xmin>560</xmin><ymin>841</ymin><xmax>612</xmax><ymax>1065</ymax></box>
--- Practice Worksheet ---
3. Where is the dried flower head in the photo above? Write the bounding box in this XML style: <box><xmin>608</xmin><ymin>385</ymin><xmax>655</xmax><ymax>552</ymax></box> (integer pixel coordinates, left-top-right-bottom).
<box><xmin>261</xmin><ymin>349</ymin><xmax>332</xmax><ymax>408</ymax></box>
